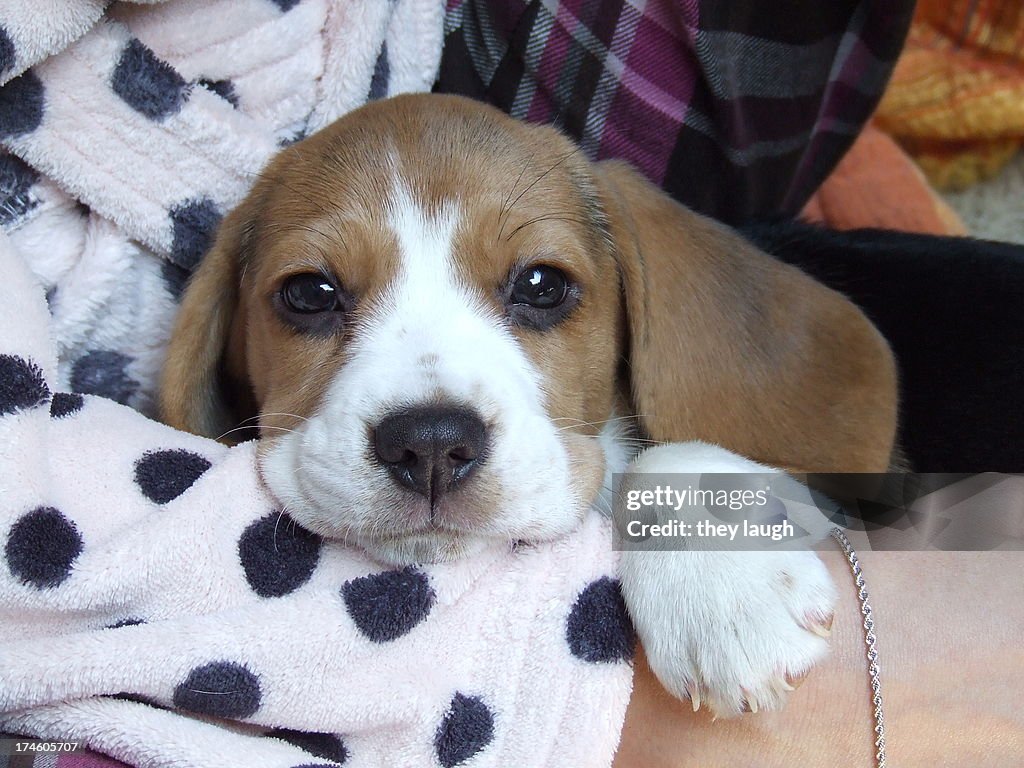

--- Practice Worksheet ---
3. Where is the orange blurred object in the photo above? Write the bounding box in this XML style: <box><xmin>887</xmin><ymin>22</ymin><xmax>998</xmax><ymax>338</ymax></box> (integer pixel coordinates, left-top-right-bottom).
<box><xmin>802</xmin><ymin>125</ymin><xmax>966</xmax><ymax>235</ymax></box>
<box><xmin>874</xmin><ymin>0</ymin><xmax>1024</xmax><ymax>190</ymax></box>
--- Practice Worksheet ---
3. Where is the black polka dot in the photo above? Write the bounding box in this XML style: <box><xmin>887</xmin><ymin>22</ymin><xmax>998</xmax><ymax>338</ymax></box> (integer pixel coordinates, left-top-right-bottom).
<box><xmin>434</xmin><ymin>693</ymin><xmax>494</xmax><ymax>768</ymax></box>
<box><xmin>169</xmin><ymin>197</ymin><xmax>221</xmax><ymax>270</ymax></box>
<box><xmin>49</xmin><ymin>392</ymin><xmax>84</xmax><ymax>418</ymax></box>
<box><xmin>112</xmin><ymin>38</ymin><xmax>188</xmax><ymax>120</ymax></box>
<box><xmin>198</xmin><ymin>78</ymin><xmax>238</xmax><ymax>108</ymax></box>
<box><xmin>0</xmin><ymin>354</ymin><xmax>49</xmax><ymax>416</ymax></box>
<box><xmin>238</xmin><ymin>512</ymin><xmax>322</xmax><ymax>598</ymax></box>
<box><xmin>269</xmin><ymin>0</ymin><xmax>303</xmax><ymax>11</ymax></box>
<box><xmin>161</xmin><ymin>260</ymin><xmax>191</xmax><ymax>300</ymax></box>
<box><xmin>267</xmin><ymin>729</ymin><xmax>348</xmax><ymax>764</ymax></box>
<box><xmin>0</xmin><ymin>153</ymin><xmax>39</xmax><ymax>226</ymax></box>
<box><xmin>134</xmin><ymin>449</ymin><xmax>211</xmax><ymax>504</ymax></box>
<box><xmin>565</xmin><ymin>577</ymin><xmax>636</xmax><ymax>663</ymax></box>
<box><xmin>341</xmin><ymin>567</ymin><xmax>435</xmax><ymax>643</ymax></box>
<box><xmin>0</xmin><ymin>70</ymin><xmax>44</xmax><ymax>138</ymax></box>
<box><xmin>367</xmin><ymin>42</ymin><xmax>389</xmax><ymax>101</ymax></box>
<box><xmin>173</xmin><ymin>661</ymin><xmax>261</xmax><ymax>718</ymax></box>
<box><xmin>0</xmin><ymin>26</ymin><xmax>15</xmax><ymax>77</ymax></box>
<box><xmin>4</xmin><ymin>507</ymin><xmax>82</xmax><ymax>589</ymax></box>
<box><xmin>70</xmin><ymin>350</ymin><xmax>138</xmax><ymax>404</ymax></box>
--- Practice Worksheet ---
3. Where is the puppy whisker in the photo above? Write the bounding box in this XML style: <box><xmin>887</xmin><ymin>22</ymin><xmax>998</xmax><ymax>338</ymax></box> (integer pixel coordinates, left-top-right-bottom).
<box><xmin>215</xmin><ymin>425</ymin><xmax>301</xmax><ymax>441</ymax></box>
<box><xmin>498</xmin><ymin>147</ymin><xmax>581</xmax><ymax>239</ymax></box>
<box><xmin>551</xmin><ymin>414</ymin><xmax>645</xmax><ymax>434</ymax></box>
<box><xmin>590</xmin><ymin>490</ymin><xmax>613</xmax><ymax>517</ymax></box>
<box><xmin>497</xmin><ymin>156</ymin><xmax>534</xmax><ymax>242</ymax></box>
<box><xmin>273</xmin><ymin>507</ymin><xmax>289</xmax><ymax>553</ymax></box>
<box><xmin>504</xmin><ymin>213</ymin><xmax>592</xmax><ymax>242</ymax></box>
<box><xmin>237</xmin><ymin>412</ymin><xmax>310</xmax><ymax>426</ymax></box>
<box><xmin>551</xmin><ymin>414</ymin><xmax>644</xmax><ymax>426</ymax></box>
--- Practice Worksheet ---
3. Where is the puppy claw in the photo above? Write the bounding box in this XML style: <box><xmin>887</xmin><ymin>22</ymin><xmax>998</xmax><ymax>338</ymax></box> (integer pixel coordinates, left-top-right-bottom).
<box><xmin>619</xmin><ymin>536</ymin><xmax>836</xmax><ymax>725</ymax></box>
<box><xmin>808</xmin><ymin>622</ymin><xmax>832</xmax><ymax>639</ymax></box>
<box><xmin>785</xmin><ymin>670</ymin><xmax>808</xmax><ymax>690</ymax></box>
<box><xmin>740</xmin><ymin>689</ymin><xmax>758</xmax><ymax>714</ymax></box>
<box><xmin>802</xmin><ymin>611</ymin><xmax>834</xmax><ymax>639</ymax></box>
<box><xmin>776</xmin><ymin>677</ymin><xmax>796</xmax><ymax>693</ymax></box>
<box><xmin>687</xmin><ymin>684</ymin><xmax>701</xmax><ymax>713</ymax></box>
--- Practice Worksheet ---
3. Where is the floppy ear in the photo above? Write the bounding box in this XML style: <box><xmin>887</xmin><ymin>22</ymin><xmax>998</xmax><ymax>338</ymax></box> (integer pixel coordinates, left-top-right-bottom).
<box><xmin>159</xmin><ymin>203</ymin><xmax>258</xmax><ymax>440</ymax></box>
<box><xmin>595</xmin><ymin>160</ymin><xmax>898</xmax><ymax>473</ymax></box>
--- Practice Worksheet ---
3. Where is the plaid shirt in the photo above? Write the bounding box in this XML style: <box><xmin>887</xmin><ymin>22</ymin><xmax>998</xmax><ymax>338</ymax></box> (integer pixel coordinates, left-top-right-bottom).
<box><xmin>438</xmin><ymin>0</ymin><xmax>915</xmax><ymax>225</ymax></box>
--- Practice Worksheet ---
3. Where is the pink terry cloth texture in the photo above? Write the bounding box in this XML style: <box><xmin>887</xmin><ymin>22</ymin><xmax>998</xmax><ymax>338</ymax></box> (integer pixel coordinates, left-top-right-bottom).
<box><xmin>0</xmin><ymin>0</ymin><xmax>442</xmax><ymax>415</ymax></box>
<box><xmin>0</xmin><ymin>230</ymin><xmax>635</xmax><ymax>765</ymax></box>
<box><xmin>0</xmin><ymin>2</ymin><xmax>636</xmax><ymax>766</ymax></box>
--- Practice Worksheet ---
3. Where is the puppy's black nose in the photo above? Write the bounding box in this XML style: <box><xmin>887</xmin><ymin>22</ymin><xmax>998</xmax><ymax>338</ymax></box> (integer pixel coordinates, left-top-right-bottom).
<box><xmin>372</xmin><ymin>406</ymin><xmax>488</xmax><ymax>502</ymax></box>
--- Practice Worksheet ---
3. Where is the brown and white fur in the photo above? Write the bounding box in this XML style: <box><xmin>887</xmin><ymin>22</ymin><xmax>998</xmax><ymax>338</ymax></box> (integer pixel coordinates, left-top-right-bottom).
<box><xmin>160</xmin><ymin>94</ymin><xmax>898</xmax><ymax>717</ymax></box>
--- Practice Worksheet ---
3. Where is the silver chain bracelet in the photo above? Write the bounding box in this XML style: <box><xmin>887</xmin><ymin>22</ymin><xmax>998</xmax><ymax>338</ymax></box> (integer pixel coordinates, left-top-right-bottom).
<box><xmin>831</xmin><ymin>528</ymin><xmax>888</xmax><ymax>768</ymax></box>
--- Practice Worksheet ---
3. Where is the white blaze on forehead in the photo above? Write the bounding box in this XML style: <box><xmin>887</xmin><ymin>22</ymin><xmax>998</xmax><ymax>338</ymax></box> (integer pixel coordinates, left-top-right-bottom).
<box><xmin>340</xmin><ymin>179</ymin><xmax>545</xmax><ymax>419</ymax></box>
<box><xmin>386</xmin><ymin>181</ymin><xmax>461</xmax><ymax>318</ymax></box>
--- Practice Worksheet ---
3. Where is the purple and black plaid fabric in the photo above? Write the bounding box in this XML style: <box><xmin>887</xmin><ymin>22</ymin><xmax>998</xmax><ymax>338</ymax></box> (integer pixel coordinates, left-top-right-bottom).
<box><xmin>437</xmin><ymin>0</ymin><xmax>915</xmax><ymax>225</ymax></box>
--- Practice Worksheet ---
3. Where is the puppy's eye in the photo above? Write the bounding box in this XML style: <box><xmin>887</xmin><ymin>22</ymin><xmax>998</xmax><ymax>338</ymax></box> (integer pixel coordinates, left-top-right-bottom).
<box><xmin>275</xmin><ymin>272</ymin><xmax>352</xmax><ymax>335</ymax></box>
<box><xmin>509</xmin><ymin>265</ymin><xmax>568</xmax><ymax>309</ymax></box>
<box><xmin>504</xmin><ymin>264</ymin><xmax>578</xmax><ymax>331</ymax></box>
<box><xmin>281</xmin><ymin>273</ymin><xmax>340</xmax><ymax>313</ymax></box>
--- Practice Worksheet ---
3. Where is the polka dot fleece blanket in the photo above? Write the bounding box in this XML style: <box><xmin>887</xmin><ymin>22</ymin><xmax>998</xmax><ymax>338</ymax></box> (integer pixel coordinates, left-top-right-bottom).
<box><xmin>0</xmin><ymin>232</ymin><xmax>635</xmax><ymax>764</ymax></box>
<box><xmin>0</xmin><ymin>2</ymin><xmax>635</xmax><ymax>767</ymax></box>
<box><xmin>0</xmin><ymin>0</ymin><xmax>443</xmax><ymax>416</ymax></box>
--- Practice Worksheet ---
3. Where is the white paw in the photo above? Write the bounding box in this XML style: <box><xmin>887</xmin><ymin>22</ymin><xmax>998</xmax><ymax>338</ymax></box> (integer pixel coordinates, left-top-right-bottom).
<box><xmin>620</xmin><ymin>547</ymin><xmax>835</xmax><ymax>716</ymax></box>
<box><xmin>615</xmin><ymin>442</ymin><xmax>838</xmax><ymax>716</ymax></box>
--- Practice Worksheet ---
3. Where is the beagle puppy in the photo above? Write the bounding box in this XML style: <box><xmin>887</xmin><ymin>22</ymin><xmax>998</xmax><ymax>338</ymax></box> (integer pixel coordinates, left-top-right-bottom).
<box><xmin>160</xmin><ymin>93</ymin><xmax>898</xmax><ymax>717</ymax></box>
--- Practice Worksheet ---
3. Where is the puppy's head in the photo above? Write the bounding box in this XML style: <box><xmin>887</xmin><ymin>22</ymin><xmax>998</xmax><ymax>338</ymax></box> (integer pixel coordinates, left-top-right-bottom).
<box><xmin>161</xmin><ymin>94</ymin><xmax>897</xmax><ymax>564</ymax></box>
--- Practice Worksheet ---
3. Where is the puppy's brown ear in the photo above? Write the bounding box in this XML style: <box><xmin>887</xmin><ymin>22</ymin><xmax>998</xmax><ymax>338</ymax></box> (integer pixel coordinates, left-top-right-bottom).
<box><xmin>159</xmin><ymin>203</ymin><xmax>256</xmax><ymax>440</ymax></box>
<box><xmin>596</xmin><ymin>160</ymin><xmax>898</xmax><ymax>472</ymax></box>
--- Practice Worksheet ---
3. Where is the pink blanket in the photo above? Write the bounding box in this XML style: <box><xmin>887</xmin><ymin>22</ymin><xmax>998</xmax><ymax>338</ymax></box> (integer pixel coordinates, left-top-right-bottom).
<box><xmin>0</xmin><ymin>227</ymin><xmax>634</xmax><ymax>766</ymax></box>
<box><xmin>0</xmin><ymin>3</ymin><xmax>634</xmax><ymax>764</ymax></box>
